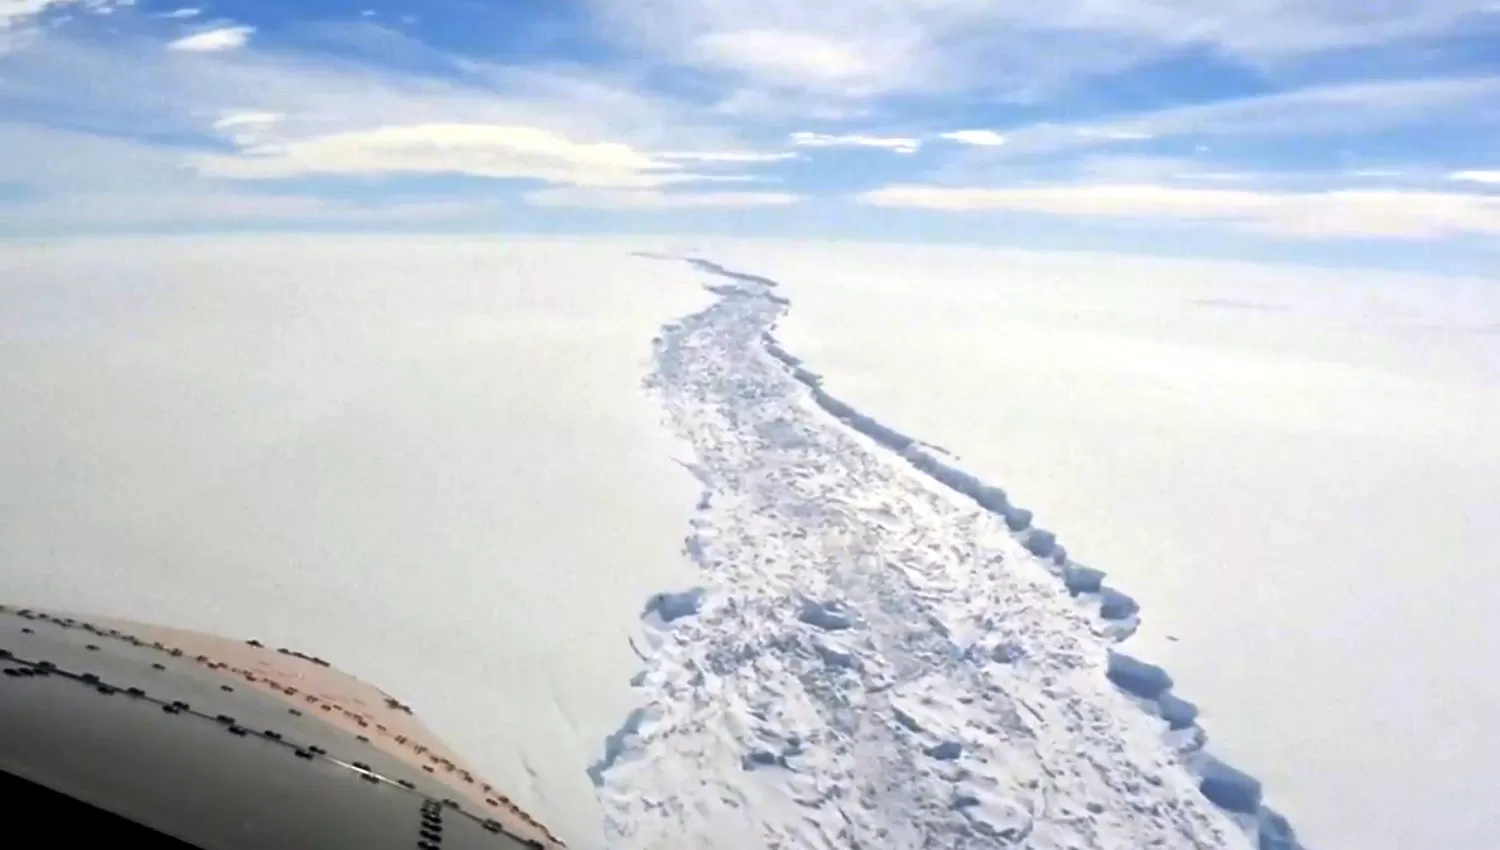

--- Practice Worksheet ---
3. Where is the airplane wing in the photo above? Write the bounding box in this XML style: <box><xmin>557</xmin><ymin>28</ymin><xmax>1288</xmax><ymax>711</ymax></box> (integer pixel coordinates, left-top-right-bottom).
<box><xmin>0</xmin><ymin>604</ymin><xmax>566</xmax><ymax>850</ymax></box>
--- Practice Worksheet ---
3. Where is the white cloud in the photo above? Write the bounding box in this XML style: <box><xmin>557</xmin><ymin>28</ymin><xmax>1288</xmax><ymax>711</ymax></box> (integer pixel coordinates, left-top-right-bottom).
<box><xmin>1139</xmin><ymin>77</ymin><xmax>1500</xmax><ymax>136</ymax></box>
<box><xmin>6</xmin><ymin>21</ymin><xmax>749</xmax><ymax>154</ymax></box>
<box><xmin>3</xmin><ymin>190</ymin><xmax>490</xmax><ymax>229</ymax></box>
<box><xmin>586</xmin><ymin>0</ymin><xmax>1500</xmax><ymax>99</ymax></box>
<box><xmin>11</xmin><ymin>0</ymin><xmax>1489</xmax><ymax>239</ymax></box>
<box><xmin>1</xmin><ymin>0</ymin><xmax>74</xmax><ymax>28</ymax></box>
<box><xmin>587</xmin><ymin>1</ymin><xmax>964</xmax><ymax>98</ymax></box>
<box><xmin>163</xmin><ymin>7</ymin><xmax>198</xmax><ymax>18</ymax></box>
<box><xmin>972</xmin><ymin>77</ymin><xmax>1500</xmax><ymax>161</ymax></box>
<box><xmin>857</xmin><ymin>183</ymin><xmax>1500</xmax><ymax>239</ymax></box>
<box><xmin>0</xmin><ymin>0</ymin><xmax>117</xmax><ymax>47</ymax></box>
<box><xmin>0</xmin><ymin>120</ymin><xmax>191</xmax><ymax>191</ymax></box>
<box><xmin>191</xmin><ymin>123</ymin><xmax>741</xmax><ymax>189</ymax></box>
<box><xmin>0</xmin><ymin>17</ymin><xmax>784</xmax><ymax>231</ymax></box>
<box><xmin>708</xmin><ymin>86</ymin><xmax>876</xmax><ymax>124</ymax></box>
<box><xmin>1450</xmin><ymin>170</ymin><xmax>1500</xmax><ymax>184</ymax></box>
<box><xmin>1075</xmin><ymin>154</ymin><xmax>1219</xmax><ymax>183</ymax></box>
<box><xmin>790</xmin><ymin>131</ymin><xmax>920</xmax><ymax>153</ymax></box>
<box><xmin>1176</xmin><ymin>171</ymin><xmax>1257</xmax><ymax>182</ymax></box>
<box><xmin>692</xmin><ymin>30</ymin><xmax>876</xmax><ymax>91</ymax></box>
<box><xmin>1075</xmin><ymin>128</ymin><xmax>1154</xmax><ymax>141</ymax></box>
<box><xmin>212</xmin><ymin>109</ymin><xmax>280</xmax><ymax>144</ymax></box>
<box><xmin>524</xmin><ymin>187</ymin><xmax>802</xmax><ymax>208</ymax></box>
<box><xmin>0</xmin><ymin>122</ymin><xmax>485</xmax><ymax>229</ymax></box>
<box><xmin>213</xmin><ymin>110</ymin><xmax>280</xmax><ymax>129</ymax></box>
<box><xmin>938</xmin><ymin>129</ymin><xmax>1006</xmax><ymax>146</ymax></box>
<box><xmin>673</xmin><ymin>174</ymin><xmax>770</xmax><ymax>183</ymax></box>
<box><xmin>657</xmin><ymin>150</ymin><xmax>798</xmax><ymax>163</ymax></box>
<box><xmin>0</xmin><ymin>28</ymin><xmax>774</xmax><ymax>226</ymax></box>
<box><xmin>167</xmin><ymin>25</ymin><xmax>253</xmax><ymax>52</ymax></box>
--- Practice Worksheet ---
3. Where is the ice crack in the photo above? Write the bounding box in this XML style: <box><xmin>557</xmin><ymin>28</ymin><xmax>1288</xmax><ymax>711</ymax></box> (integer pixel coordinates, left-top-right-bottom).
<box><xmin>593</xmin><ymin>255</ymin><xmax>1295</xmax><ymax>850</ymax></box>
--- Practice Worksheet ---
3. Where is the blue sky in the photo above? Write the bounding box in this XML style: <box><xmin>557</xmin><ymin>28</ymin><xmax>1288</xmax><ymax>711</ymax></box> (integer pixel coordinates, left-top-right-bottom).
<box><xmin>2</xmin><ymin>0</ymin><xmax>1499</xmax><ymax>270</ymax></box>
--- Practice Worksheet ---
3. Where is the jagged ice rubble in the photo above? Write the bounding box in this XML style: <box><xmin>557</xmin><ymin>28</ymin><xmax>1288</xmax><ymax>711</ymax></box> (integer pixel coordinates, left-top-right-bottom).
<box><xmin>590</xmin><ymin>256</ymin><xmax>1304</xmax><ymax>850</ymax></box>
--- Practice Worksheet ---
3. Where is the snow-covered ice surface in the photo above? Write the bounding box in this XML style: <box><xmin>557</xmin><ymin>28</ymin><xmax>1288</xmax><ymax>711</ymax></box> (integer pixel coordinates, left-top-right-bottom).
<box><xmin>0</xmin><ymin>237</ymin><xmax>715</xmax><ymax>849</ymax></box>
<box><xmin>651</xmin><ymin>241</ymin><xmax>1500</xmax><ymax>850</ymax></box>
<box><xmin>594</xmin><ymin>257</ymin><xmax>1287</xmax><ymax>850</ymax></box>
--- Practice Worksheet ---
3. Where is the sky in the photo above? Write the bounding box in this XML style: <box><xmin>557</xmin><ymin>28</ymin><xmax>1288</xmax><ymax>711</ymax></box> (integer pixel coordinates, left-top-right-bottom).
<box><xmin>2</xmin><ymin>0</ymin><xmax>1500</xmax><ymax>270</ymax></box>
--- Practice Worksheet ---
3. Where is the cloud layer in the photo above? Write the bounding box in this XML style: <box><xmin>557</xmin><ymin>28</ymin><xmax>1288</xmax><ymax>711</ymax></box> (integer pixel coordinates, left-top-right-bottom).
<box><xmin>0</xmin><ymin>0</ymin><xmax>1497</xmax><ymax>253</ymax></box>
<box><xmin>859</xmin><ymin>184</ymin><xmax>1500</xmax><ymax>239</ymax></box>
<box><xmin>194</xmin><ymin>123</ymin><xmax>694</xmax><ymax>187</ymax></box>
<box><xmin>790</xmin><ymin>131</ymin><xmax>921</xmax><ymax>153</ymax></box>
<box><xmin>589</xmin><ymin>0</ymin><xmax>1500</xmax><ymax>100</ymax></box>
<box><xmin>167</xmin><ymin>25</ymin><xmax>253</xmax><ymax>52</ymax></box>
<box><xmin>939</xmin><ymin>130</ymin><xmax>1006</xmax><ymax>147</ymax></box>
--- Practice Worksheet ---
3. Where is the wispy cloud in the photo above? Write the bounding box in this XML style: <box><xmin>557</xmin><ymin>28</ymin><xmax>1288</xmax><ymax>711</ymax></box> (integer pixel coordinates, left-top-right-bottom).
<box><xmin>0</xmin><ymin>0</ymin><xmax>124</xmax><ymax>29</ymax></box>
<box><xmin>192</xmin><ymin>123</ymin><xmax>741</xmax><ymax>188</ymax></box>
<box><xmin>1450</xmin><ymin>170</ymin><xmax>1500</xmax><ymax>184</ymax></box>
<box><xmin>1176</xmin><ymin>171</ymin><xmax>1258</xmax><ymax>182</ymax></box>
<box><xmin>1</xmin><ymin>0</ymin><xmax>66</xmax><ymax>28</ymax></box>
<box><xmin>939</xmin><ymin>129</ymin><xmax>1006</xmax><ymax>146</ymax></box>
<box><xmin>5</xmin><ymin>19</ymin><xmax>747</xmax><ymax>152</ymax></box>
<box><xmin>0</xmin><ymin>19</ymin><xmax>777</xmax><ymax>229</ymax></box>
<box><xmin>1</xmin><ymin>0</ymin><xmax>123</xmax><ymax>51</ymax></box>
<box><xmin>4</xmin><ymin>0</ymin><xmax>1500</xmax><ymax>249</ymax></box>
<box><xmin>691</xmin><ymin>30</ymin><xmax>879</xmax><ymax>93</ymax></box>
<box><xmin>1074</xmin><ymin>155</ymin><xmax>1231</xmax><ymax>184</ymax></box>
<box><xmin>212</xmin><ymin>109</ymin><xmax>280</xmax><ymax>144</ymax></box>
<box><xmin>0</xmin><ymin>120</ymin><xmax>189</xmax><ymax>191</ymax></box>
<box><xmin>587</xmin><ymin>0</ymin><xmax>1500</xmax><ymax>100</ymax></box>
<box><xmin>658</xmin><ymin>150</ymin><xmax>798</xmax><ymax>163</ymax></box>
<box><xmin>3</xmin><ymin>190</ymin><xmax>482</xmax><ymax>229</ymax></box>
<box><xmin>858</xmin><ymin>183</ymin><xmax>1500</xmax><ymax>238</ymax></box>
<box><xmin>790</xmin><ymin>131</ymin><xmax>920</xmax><ymax>153</ymax></box>
<box><xmin>0</xmin><ymin>121</ymin><xmax>486</xmax><ymax>230</ymax></box>
<box><xmin>948</xmin><ymin>76</ymin><xmax>1500</xmax><ymax>164</ymax></box>
<box><xmin>524</xmin><ymin>187</ymin><xmax>802</xmax><ymax>208</ymax></box>
<box><xmin>167</xmin><ymin>25</ymin><xmax>254</xmax><ymax>52</ymax></box>
<box><xmin>1075</xmin><ymin>128</ymin><xmax>1154</xmax><ymax>141</ymax></box>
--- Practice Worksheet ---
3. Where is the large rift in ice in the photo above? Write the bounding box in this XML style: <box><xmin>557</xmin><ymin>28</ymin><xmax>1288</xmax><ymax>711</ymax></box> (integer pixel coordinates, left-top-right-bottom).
<box><xmin>591</xmin><ymin>257</ymin><xmax>1303</xmax><ymax>850</ymax></box>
